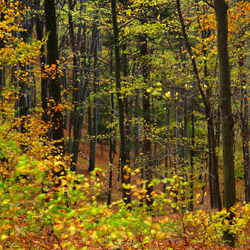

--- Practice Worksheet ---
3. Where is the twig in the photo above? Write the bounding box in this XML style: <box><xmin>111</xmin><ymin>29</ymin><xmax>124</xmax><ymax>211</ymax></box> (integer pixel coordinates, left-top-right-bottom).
<box><xmin>2</xmin><ymin>126</ymin><xmax>13</xmax><ymax>139</ymax></box>
<box><xmin>79</xmin><ymin>151</ymin><xmax>89</xmax><ymax>161</ymax></box>
<box><xmin>50</xmin><ymin>220</ymin><xmax>63</xmax><ymax>250</ymax></box>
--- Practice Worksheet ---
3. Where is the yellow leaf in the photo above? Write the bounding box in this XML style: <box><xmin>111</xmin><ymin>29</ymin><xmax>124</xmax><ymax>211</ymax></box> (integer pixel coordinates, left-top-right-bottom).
<box><xmin>156</xmin><ymin>231</ymin><xmax>165</xmax><ymax>239</ymax></box>
<box><xmin>122</xmin><ymin>183</ymin><xmax>131</xmax><ymax>189</ymax></box>
<box><xmin>60</xmin><ymin>179</ymin><xmax>67</xmax><ymax>187</ymax></box>
<box><xmin>84</xmin><ymin>182</ymin><xmax>89</xmax><ymax>189</ymax></box>
<box><xmin>1</xmin><ymin>235</ymin><xmax>8</xmax><ymax>240</ymax></box>
<box><xmin>54</xmin><ymin>223</ymin><xmax>64</xmax><ymax>231</ymax></box>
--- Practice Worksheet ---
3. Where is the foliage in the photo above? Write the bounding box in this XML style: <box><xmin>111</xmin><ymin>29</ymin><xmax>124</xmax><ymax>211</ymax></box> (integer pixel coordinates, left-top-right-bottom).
<box><xmin>1</xmin><ymin>133</ymin><xmax>250</xmax><ymax>249</ymax></box>
<box><xmin>1</xmin><ymin>0</ymin><xmax>250</xmax><ymax>249</ymax></box>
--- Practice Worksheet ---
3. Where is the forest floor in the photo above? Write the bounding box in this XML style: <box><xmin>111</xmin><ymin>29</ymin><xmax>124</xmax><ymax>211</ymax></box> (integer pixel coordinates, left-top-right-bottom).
<box><xmin>3</xmin><ymin>129</ymin><xmax>249</xmax><ymax>250</ymax></box>
<box><xmin>72</xmin><ymin>135</ymin><xmax>250</xmax><ymax>250</ymax></box>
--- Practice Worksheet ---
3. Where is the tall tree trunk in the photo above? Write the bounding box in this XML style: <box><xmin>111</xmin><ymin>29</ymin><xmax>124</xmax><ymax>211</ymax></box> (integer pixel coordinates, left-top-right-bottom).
<box><xmin>68</xmin><ymin>0</ymin><xmax>81</xmax><ymax>170</ymax></box>
<box><xmin>242</xmin><ymin>88</ymin><xmax>250</xmax><ymax>203</ymax></box>
<box><xmin>35</xmin><ymin>0</ymin><xmax>48</xmax><ymax>124</ymax></box>
<box><xmin>44</xmin><ymin>0</ymin><xmax>64</xmax><ymax>154</ymax></box>
<box><xmin>238</xmin><ymin>48</ymin><xmax>250</xmax><ymax>203</ymax></box>
<box><xmin>89</xmin><ymin>20</ymin><xmax>99</xmax><ymax>172</ymax></box>
<box><xmin>111</xmin><ymin>0</ymin><xmax>131</xmax><ymax>205</ymax></box>
<box><xmin>107</xmin><ymin>45</ymin><xmax>116</xmax><ymax>206</ymax></box>
<box><xmin>18</xmin><ymin>4</ymin><xmax>34</xmax><ymax>149</ymax></box>
<box><xmin>140</xmin><ymin>33</ymin><xmax>153</xmax><ymax>209</ymax></box>
<box><xmin>189</xmin><ymin>108</ymin><xmax>195</xmax><ymax>211</ymax></box>
<box><xmin>214</xmin><ymin>0</ymin><xmax>236</xmax><ymax>246</ymax></box>
<box><xmin>164</xmin><ymin>100</ymin><xmax>171</xmax><ymax>192</ymax></box>
<box><xmin>69</xmin><ymin>2</ymin><xmax>92</xmax><ymax>171</ymax></box>
<box><xmin>122</xmin><ymin>41</ymin><xmax>131</xmax><ymax>170</ymax></box>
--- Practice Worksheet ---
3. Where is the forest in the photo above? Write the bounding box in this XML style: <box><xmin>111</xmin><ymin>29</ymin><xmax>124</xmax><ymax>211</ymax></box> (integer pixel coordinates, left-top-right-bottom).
<box><xmin>0</xmin><ymin>0</ymin><xmax>250</xmax><ymax>249</ymax></box>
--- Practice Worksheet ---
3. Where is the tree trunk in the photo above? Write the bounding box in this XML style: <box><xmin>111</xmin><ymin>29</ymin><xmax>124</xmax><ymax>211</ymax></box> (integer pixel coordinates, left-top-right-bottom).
<box><xmin>238</xmin><ymin>48</ymin><xmax>250</xmax><ymax>203</ymax></box>
<box><xmin>189</xmin><ymin>108</ymin><xmax>195</xmax><ymax>211</ymax></box>
<box><xmin>111</xmin><ymin>0</ymin><xmax>131</xmax><ymax>205</ymax></box>
<box><xmin>18</xmin><ymin>6</ymin><xmax>34</xmax><ymax>149</ymax></box>
<box><xmin>89</xmin><ymin>20</ymin><xmax>99</xmax><ymax>172</ymax></box>
<box><xmin>35</xmin><ymin>0</ymin><xmax>49</xmax><ymax>124</ymax></box>
<box><xmin>214</xmin><ymin>0</ymin><xmax>236</xmax><ymax>245</ymax></box>
<box><xmin>242</xmin><ymin>90</ymin><xmax>250</xmax><ymax>203</ymax></box>
<box><xmin>140</xmin><ymin>33</ymin><xmax>153</xmax><ymax>209</ymax></box>
<box><xmin>44</xmin><ymin>0</ymin><xmax>64</xmax><ymax>154</ymax></box>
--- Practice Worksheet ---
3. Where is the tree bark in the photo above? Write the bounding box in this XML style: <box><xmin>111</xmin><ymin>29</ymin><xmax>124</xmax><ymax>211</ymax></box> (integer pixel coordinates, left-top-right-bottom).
<box><xmin>111</xmin><ymin>0</ymin><xmax>131</xmax><ymax>205</ymax></box>
<box><xmin>214</xmin><ymin>0</ymin><xmax>236</xmax><ymax>246</ymax></box>
<box><xmin>140</xmin><ymin>33</ymin><xmax>153</xmax><ymax>209</ymax></box>
<box><xmin>35</xmin><ymin>0</ymin><xmax>49</xmax><ymax>124</ymax></box>
<box><xmin>89</xmin><ymin>20</ymin><xmax>99</xmax><ymax>172</ymax></box>
<box><xmin>44</xmin><ymin>0</ymin><xmax>64</xmax><ymax>154</ymax></box>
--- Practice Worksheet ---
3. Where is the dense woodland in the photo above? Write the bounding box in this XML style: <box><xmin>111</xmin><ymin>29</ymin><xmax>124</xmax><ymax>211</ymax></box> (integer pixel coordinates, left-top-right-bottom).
<box><xmin>1</xmin><ymin>0</ymin><xmax>250</xmax><ymax>249</ymax></box>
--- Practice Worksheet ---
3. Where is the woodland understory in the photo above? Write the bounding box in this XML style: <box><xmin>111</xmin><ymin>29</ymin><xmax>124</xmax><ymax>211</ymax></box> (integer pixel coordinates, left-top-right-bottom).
<box><xmin>1</xmin><ymin>0</ymin><xmax>250</xmax><ymax>249</ymax></box>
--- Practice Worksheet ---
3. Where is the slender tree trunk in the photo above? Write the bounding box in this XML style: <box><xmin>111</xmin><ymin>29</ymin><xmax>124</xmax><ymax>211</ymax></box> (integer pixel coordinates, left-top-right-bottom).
<box><xmin>108</xmin><ymin>91</ymin><xmax>116</xmax><ymax>206</ymax></box>
<box><xmin>44</xmin><ymin>0</ymin><xmax>64</xmax><ymax>154</ymax></box>
<box><xmin>242</xmin><ymin>91</ymin><xmax>250</xmax><ymax>203</ymax></box>
<box><xmin>35</xmin><ymin>0</ymin><xmax>48</xmax><ymax>124</ymax></box>
<box><xmin>122</xmin><ymin>41</ymin><xmax>132</xmax><ymax>170</ymax></box>
<box><xmin>107</xmin><ymin>45</ymin><xmax>115</xmax><ymax>206</ymax></box>
<box><xmin>164</xmin><ymin>101</ymin><xmax>171</xmax><ymax>192</ymax></box>
<box><xmin>214</xmin><ymin>0</ymin><xmax>236</xmax><ymax>245</ymax></box>
<box><xmin>111</xmin><ymin>0</ymin><xmax>130</xmax><ymax>205</ymax></box>
<box><xmin>70</xmin><ymin>5</ymin><xmax>93</xmax><ymax>171</ymax></box>
<box><xmin>89</xmin><ymin>20</ymin><xmax>99</xmax><ymax>172</ymax></box>
<box><xmin>68</xmin><ymin>0</ymin><xmax>81</xmax><ymax>170</ymax></box>
<box><xmin>189</xmin><ymin>108</ymin><xmax>195</xmax><ymax>211</ymax></box>
<box><xmin>140</xmin><ymin>33</ymin><xmax>153</xmax><ymax>209</ymax></box>
<box><xmin>18</xmin><ymin>6</ymin><xmax>34</xmax><ymax>149</ymax></box>
<box><xmin>238</xmin><ymin>50</ymin><xmax>250</xmax><ymax>203</ymax></box>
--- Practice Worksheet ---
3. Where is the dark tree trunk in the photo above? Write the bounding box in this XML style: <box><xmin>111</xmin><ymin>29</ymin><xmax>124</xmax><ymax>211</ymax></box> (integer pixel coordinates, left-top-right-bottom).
<box><xmin>164</xmin><ymin>101</ymin><xmax>171</xmax><ymax>192</ymax></box>
<box><xmin>44</xmin><ymin>0</ymin><xmax>64</xmax><ymax>154</ymax></box>
<box><xmin>214</xmin><ymin>0</ymin><xmax>236</xmax><ymax>246</ymax></box>
<box><xmin>18</xmin><ymin>65</ymin><xmax>28</xmax><ymax>135</ymax></box>
<box><xmin>189</xmin><ymin>108</ymin><xmax>195</xmax><ymax>211</ymax></box>
<box><xmin>89</xmin><ymin>20</ymin><xmax>99</xmax><ymax>172</ymax></box>
<box><xmin>123</xmin><ymin>41</ymin><xmax>132</xmax><ymax>170</ymax></box>
<box><xmin>140</xmin><ymin>33</ymin><xmax>153</xmax><ymax>209</ymax></box>
<box><xmin>68</xmin><ymin>0</ymin><xmax>83</xmax><ymax>171</ymax></box>
<box><xmin>111</xmin><ymin>0</ymin><xmax>131</xmax><ymax>205</ymax></box>
<box><xmin>35</xmin><ymin>0</ymin><xmax>49</xmax><ymax>124</ymax></box>
<box><xmin>242</xmin><ymin>91</ymin><xmax>250</xmax><ymax>203</ymax></box>
<box><xmin>238</xmin><ymin>49</ymin><xmax>250</xmax><ymax>203</ymax></box>
<box><xmin>108</xmin><ymin>91</ymin><xmax>116</xmax><ymax>206</ymax></box>
<box><xmin>107</xmin><ymin>45</ymin><xmax>116</xmax><ymax>206</ymax></box>
<box><xmin>18</xmin><ymin>4</ymin><xmax>34</xmax><ymax>149</ymax></box>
